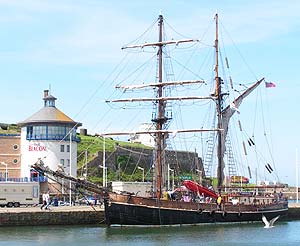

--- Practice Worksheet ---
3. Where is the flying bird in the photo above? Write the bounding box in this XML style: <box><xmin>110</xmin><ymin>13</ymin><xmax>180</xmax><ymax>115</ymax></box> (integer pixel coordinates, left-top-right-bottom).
<box><xmin>262</xmin><ymin>215</ymin><xmax>280</xmax><ymax>228</ymax></box>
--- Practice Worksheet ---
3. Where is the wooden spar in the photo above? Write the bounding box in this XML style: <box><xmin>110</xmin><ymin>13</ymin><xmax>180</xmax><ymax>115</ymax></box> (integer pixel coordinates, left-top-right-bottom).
<box><xmin>121</xmin><ymin>38</ymin><xmax>199</xmax><ymax>50</ymax></box>
<box><xmin>115</xmin><ymin>80</ymin><xmax>205</xmax><ymax>90</ymax></box>
<box><xmin>214</xmin><ymin>13</ymin><xmax>223</xmax><ymax>192</ymax></box>
<box><xmin>98</xmin><ymin>128</ymin><xmax>222</xmax><ymax>137</ymax></box>
<box><xmin>156</xmin><ymin>14</ymin><xmax>164</xmax><ymax>199</ymax></box>
<box><xmin>105</xmin><ymin>95</ymin><xmax>215</xmax><ymax>103</ymax></box>
<box><xmin>31</xmin><ymin>161</ymin><xmax>106</xmax><ymax>194</ymax></box>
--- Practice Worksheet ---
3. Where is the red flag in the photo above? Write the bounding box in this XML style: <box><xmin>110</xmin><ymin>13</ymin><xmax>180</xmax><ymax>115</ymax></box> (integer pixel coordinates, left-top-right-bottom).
<box><xmin>265</xmin><ymin>82</ymin><xmax>276</xmax><ymax>88</ymax></box>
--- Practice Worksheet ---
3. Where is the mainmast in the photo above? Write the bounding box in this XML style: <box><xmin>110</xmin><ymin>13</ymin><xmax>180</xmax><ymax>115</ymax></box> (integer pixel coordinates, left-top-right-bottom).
<box><xmin>213</xmin><ymin>13</ymin><xmax>264</xmax><ymax>192</ymax></box>
<box><xmin>105</xmin><ymin>14</ymin><xmax>213</xmax><ymax>198</ymax></box>
<box><xmin>155</xmin><ymin>14</ymin><xmax>165</xmax><ymax>198</ymax></box>
<box><xmin>214</xmin><ymin>13</ymin><xmax>224</xmax><ymax>191</ymax></box>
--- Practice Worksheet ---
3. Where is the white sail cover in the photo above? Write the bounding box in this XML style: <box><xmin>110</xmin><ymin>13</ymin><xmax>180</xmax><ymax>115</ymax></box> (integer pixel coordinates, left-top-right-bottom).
<box><xmin>217</xmin><ymin>78</ymin><xmax>264</xmax><ymax>184</ymax></box>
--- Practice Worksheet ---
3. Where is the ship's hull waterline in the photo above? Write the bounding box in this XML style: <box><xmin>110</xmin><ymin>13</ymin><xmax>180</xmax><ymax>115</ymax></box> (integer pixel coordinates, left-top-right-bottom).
<box><xmin>104</xmin><ymin>193</ymin><xmax>288</xmax><ymax>226</ymax></box>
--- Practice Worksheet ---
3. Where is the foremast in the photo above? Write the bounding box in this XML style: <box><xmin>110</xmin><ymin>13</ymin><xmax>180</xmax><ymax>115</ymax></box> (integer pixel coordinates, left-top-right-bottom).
<box><xmin>105</xmin><ymin>14</ymin><xmax>213</xmax><ymax>199</ymax></box>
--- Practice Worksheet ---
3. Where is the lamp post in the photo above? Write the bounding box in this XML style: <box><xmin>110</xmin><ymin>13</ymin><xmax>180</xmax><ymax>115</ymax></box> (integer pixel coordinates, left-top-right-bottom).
<box><xmin>137</xmin><ymin>166</ymin><xmax>145</xmax><ymax>182</ymax></box>
<box><xmin>101</xmin><ymin>136</ymin><xmax>107</xmax><ymax>188</ymax></box>
<box><xmin>0</xmin><ymin>162</ymin><xmax>8</xmax><ymax>182</ymax></box>
<box><xmin>99</xmin><ymin>165</ymin><xmax>107</xmax><ymax>187</ymax></box>
<box><xmin>69</xmin><ymin>131</ymin><xmax>72</xmax><ymax>206</ymax></box>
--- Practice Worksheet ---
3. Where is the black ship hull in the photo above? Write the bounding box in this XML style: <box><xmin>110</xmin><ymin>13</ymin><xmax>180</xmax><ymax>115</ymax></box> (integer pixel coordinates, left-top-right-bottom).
<box><xmin>104</xmin><ymin>194</ymin><xmax>288</xmax><ymax>226</ymax></box>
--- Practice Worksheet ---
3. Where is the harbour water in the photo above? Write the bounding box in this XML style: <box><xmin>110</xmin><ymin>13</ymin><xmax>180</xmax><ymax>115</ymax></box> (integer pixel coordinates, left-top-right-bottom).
<box><xmin>0</xmin><ymin>221</ymin><xmax>299</xmax><ymax>246</ymax></box>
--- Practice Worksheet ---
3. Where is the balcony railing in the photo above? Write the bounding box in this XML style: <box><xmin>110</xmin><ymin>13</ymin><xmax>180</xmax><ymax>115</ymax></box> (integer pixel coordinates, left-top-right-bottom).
<box><xmin>26</xmin><ymin>134</ymin><xmax>80</xmax><ymax>142</ymax></box>
<box><xmin>0</xmin><ymin>176</ymin><xmax>47</xmax><ymax>182</ymax></box>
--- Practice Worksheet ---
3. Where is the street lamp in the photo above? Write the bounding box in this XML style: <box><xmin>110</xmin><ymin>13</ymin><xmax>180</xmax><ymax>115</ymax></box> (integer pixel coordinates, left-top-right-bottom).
<box><xmin>137</xmin><ymin>166</ymin><xmax>144</xmax><ymax>182</ymax></box>
<box><xmin>99</xmin><ymin>165</ymin><xmax>107</xmax><ymax>187</ymax></box>
<box><xmin>101</xmin><ymin>136</ymin><xmax>107</xmax><ymax>188</ymax></box>
<box><xmin>0</xmin><ymin>162</ymin><xmax>8</xmax><ymax>182</ymax></box>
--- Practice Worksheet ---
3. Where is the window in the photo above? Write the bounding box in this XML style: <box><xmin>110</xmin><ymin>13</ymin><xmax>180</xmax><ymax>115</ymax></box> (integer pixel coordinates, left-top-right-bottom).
<box><xmin>60</xmin><ymin>159</ymin><xmax>64</xmax><ymax>166</ymax></box>
<box><xmin>60</xmin><ymin>145</ymin><xmax>65</xmax><ymax>152</ymax></box>
<box><xmin>26</xmin><ymin>125</ymin><xmax>46</xmax><ymax>140</ymax></box>
<box><xmin>67</xmin><ymin>145</ymin><xmax>70</xmax><ymax>152</ymax></box>
<box><xmin>27</xmin><ymin>126</ymin><xmax>33</xmax><ymax>139</ymax></box>
<box><xmin>34</xmin><ymin>125</ymin><xmax>47</xmax><ymax>139</ymax></box>
<box><xmin>48</xmin><ymin>125</ymin><xmax>66</xmax><ymax>139</ymax></box>
<box><xmin>67</xmin><ymin>159</ymin><xmax>70</xmax><ymax>167</ymax></box>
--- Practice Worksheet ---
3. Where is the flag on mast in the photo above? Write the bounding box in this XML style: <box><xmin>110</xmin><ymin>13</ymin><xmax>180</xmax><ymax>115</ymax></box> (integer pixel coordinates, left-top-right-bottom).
<box><xmin>265</xmin><ymin>82</ymin><xmax>276</xmax><ymax>88</ymax></box>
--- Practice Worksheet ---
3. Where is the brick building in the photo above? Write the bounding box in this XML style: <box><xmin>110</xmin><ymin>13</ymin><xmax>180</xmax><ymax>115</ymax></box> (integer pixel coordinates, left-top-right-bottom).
<box><xmin>0</xmin><ymin>134</ymin><xmax>21</xmax><ymax>180</ymax></box>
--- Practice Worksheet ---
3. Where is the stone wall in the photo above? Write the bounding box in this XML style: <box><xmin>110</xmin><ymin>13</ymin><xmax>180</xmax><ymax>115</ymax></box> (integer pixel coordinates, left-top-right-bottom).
<box><xmin>87</xmin><ymin>145</ymin><xmax>203</xmax><ymax>178</ymax></box>
<box><xmin>0</xmin><ymin>209</ymin><xmax>104</xmax><ymax>226</ymax></box>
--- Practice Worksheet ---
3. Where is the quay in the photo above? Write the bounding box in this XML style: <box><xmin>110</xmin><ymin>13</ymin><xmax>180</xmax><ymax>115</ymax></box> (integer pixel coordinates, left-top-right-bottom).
<box><xmin>286</xmin><ymin>203</ymin><xmax>300</xmax><ymax>221</ymax></box>
<box><xmin>0</xmin><ymin>203</ymin><xmax>300</xmax><ymax>226</ymax></box>
<box><xmin>0</xmin><ymin>205</ymin><xmax>104</xmax><ymax>226</ymax></box>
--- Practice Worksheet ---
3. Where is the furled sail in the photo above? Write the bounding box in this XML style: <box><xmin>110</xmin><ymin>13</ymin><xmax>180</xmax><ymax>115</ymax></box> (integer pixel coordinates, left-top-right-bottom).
<box><xmin>217</xmin><ymin>78</ymin><xmax>264</xmax><ymax>185</ymax></box>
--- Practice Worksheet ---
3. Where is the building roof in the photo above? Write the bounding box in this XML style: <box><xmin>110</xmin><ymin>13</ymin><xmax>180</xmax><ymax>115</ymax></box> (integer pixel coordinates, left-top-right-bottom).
<box><xmin>18</xmin><ymin>90</ymin><xmax>82</xmax><ymax>127</ymax></box>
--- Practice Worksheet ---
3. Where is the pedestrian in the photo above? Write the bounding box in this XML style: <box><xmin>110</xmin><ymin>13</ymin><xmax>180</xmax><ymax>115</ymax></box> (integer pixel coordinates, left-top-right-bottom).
<box><xmin>41</xmin><ymin>191</ymin><xmax>47</xmax><ymax>210</ymax></box>
<box><xmin>44</xmin><ymin>190</ymin><xmax>51</xmax><ymax>210</ymax></box>
<box><xmin>41</xmin><ymin>190</ymin><xmax>50</xmax><ymax>210</ymax></box>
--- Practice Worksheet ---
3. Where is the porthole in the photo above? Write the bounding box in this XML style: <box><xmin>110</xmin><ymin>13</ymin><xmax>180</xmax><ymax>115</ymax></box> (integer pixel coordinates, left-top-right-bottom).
<box><xmin>13</xmin><ymin>144</ymin><xmax>19</xmax><ymax>150</ymax></box>
<box><xmin>13</xmin><ymin>159</ymin><xmax>18</xmax><ymax>164</ymax></box>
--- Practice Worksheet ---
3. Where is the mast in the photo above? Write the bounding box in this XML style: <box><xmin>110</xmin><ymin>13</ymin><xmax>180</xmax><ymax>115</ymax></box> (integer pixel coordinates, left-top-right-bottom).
<box><xmin>213</xmin><ymin>13</ymin><xmax>265</xmax><ymax>192</ymax></box>
<box><xmin>155</xmin><ymin>14</ymin><xmax>164</xmax><ymax>198</ymax></box>
<box><xmin>105</xmin><ymin>15</ymin><xmax>209</xmax><ymax>198</ymax></box>
<box><xmin>214</xmin><ymin>13</ymin><xmax>224</xmax><ymax>191</ymax></box>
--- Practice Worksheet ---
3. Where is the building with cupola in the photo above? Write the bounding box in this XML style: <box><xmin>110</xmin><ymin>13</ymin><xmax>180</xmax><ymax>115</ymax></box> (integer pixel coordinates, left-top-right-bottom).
<box><xmin>17</xmin><ymin>89</ymin><xmax>82</xmax><ymax>182</ymax></box>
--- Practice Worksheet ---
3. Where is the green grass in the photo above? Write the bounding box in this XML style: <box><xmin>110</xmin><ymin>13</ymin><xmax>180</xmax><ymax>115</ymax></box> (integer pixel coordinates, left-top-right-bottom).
<box><xmin>77</xmin><ymin>134</ymin><xmax>152</xmax><ymax>169</ymax></box>
<box><xmin>0</xmin><ymin>123</ymin><xmax>20</xmax><ymax>134</ymax></box>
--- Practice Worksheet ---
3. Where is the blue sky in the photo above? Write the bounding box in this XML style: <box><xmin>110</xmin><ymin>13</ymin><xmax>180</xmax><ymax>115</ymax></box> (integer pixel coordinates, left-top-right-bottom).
<box><xmin>0</xmin><ymin>0</ymin><xmax>299</xmax><ymax>186</ymax></box>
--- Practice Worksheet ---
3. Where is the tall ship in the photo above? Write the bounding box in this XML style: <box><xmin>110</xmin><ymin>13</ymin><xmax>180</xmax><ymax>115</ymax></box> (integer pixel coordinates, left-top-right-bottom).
<box><xmin>101</xmin><ymin>13</ymin><xmax>288</xmax><ymax>226</ymax></box>
<box><xmin>32</xmin><ymin>13</ymin><xmax>288</xmax><ymax>226</ymax></box>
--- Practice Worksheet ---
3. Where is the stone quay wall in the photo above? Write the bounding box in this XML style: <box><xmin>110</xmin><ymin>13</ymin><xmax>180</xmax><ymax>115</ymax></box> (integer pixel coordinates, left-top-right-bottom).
<box><xmin>0</xmin><ymin>206</ymin><xmax>104</xmax><ymax>227</ymax></box>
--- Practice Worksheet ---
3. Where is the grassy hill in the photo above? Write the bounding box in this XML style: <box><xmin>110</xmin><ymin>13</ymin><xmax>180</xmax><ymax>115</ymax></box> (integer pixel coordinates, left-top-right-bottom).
<box><xmin>77</xmin><ymin>134</ymin><xmax>152</xmax><ymax>171</ymax></box>
<box><xmin>0</xmin><ymin>123</ymin><xmax>20</xmax><ymax>134</ymax></box>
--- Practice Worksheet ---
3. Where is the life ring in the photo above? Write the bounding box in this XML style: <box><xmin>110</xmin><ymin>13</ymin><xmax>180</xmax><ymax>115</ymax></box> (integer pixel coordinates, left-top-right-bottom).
<box><xmin>197</xmin><ymin>208</ymin><xmax>203</xmax><ymax>214</ymax></box>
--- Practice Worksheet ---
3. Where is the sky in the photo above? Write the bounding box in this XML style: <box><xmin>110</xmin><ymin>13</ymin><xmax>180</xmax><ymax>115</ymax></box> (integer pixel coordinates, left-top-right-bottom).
<box><xmin>0</xmin><ymin>0</ymin><xmax>299</xmax><ymax>186</ymax></box>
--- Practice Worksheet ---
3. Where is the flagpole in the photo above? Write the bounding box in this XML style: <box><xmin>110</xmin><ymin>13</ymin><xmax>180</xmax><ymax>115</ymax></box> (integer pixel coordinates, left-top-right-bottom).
<box><xmin>296</xmin><ymin>148</ymin><xmax>299</xmax><ymax>203</ymax></box>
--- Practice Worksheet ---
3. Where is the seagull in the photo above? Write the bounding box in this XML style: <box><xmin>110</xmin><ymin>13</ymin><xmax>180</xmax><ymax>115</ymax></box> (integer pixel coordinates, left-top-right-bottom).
<box><xmin>262</xmin><ymin>215</ymin><xmax>280</xmax><ymax>228</ymax></box>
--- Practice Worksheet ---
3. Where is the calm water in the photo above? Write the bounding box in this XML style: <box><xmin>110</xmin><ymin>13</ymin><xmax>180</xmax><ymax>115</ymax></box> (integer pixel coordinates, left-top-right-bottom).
<box><xmin>0</xmin><ymin>221</ymin><xmax>299</xmax><ymax>246</ymax></box>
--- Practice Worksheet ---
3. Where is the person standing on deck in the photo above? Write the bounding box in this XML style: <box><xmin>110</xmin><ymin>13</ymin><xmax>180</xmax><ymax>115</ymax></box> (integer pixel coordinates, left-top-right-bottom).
<box><xmin>217</xmin><ymin>195</ymin><xmax>222</xmax><ymax>210</ymax></box>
